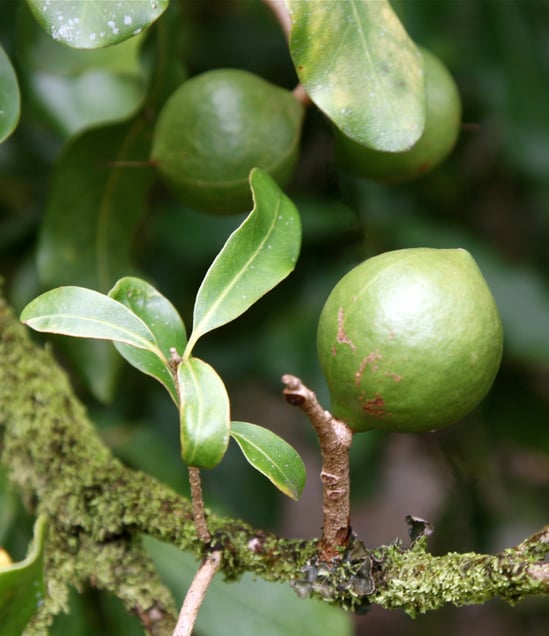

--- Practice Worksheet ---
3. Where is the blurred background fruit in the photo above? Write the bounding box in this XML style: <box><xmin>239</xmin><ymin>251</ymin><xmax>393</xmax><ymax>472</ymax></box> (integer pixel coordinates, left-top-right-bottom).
<box><xmin>151</xmin><ymin>68</ymin><xmax>304</xmax><ymax>214</ymax></box>
<box><xmin>334</xmin><ymin>47</ymin><xmax>461</xmax><ymax>182</ymax></box>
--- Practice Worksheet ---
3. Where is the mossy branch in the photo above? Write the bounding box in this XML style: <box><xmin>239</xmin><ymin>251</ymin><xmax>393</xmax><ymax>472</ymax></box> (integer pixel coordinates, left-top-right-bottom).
<box><xmin>0</xmin><ymin>294</ymin><xmax>547</xmax><ymax>635</ymax></box>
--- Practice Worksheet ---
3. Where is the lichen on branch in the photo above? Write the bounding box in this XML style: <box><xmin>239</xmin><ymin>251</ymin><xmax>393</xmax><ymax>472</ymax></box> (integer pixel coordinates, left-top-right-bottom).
<box><xmin>0</xmin><ymin>293</ymin><xmax>547</xmax><ymax>634</ymax></box>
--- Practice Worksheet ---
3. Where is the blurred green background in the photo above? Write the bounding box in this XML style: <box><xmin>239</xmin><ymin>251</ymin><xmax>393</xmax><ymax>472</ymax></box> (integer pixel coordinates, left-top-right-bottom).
<box><xmin>1</xmin><ymin>1</ymin><xmax>548</xmax><ymax>634</ymax></box>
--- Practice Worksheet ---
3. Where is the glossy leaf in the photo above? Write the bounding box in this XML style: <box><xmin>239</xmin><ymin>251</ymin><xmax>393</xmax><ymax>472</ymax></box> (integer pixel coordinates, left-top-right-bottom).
<box><xmin>0</xmin><ymin>44</ymin><xmax>20</xmax><ymax>143</ymax></box>
<box><xmin>231</xmin><ymin>421</ymin><xmax>306</xmax><ymax>501</ymax></box>
<box><xmin>109</xmin><ymin>277</ymin><xmax>187</xmax><ymax>404</ymax></box>
<box><xmin>27</xmin><ymin>0</ymin><xmax>168</xmax><ymax>49</ymax></box>
<box><xmin>37</xmin><ymin>121</ymin><xmax>155</xmax><ymax>292</ymax></box>
<box><xmin>18</xmin><ymin>3</ymin><xmax>145</xmax><ymax>76</ymax></box>
<box><xmin>177</xmin><ymin>357</ymin><xmax>230</xmax><ymax>469</ymax></box>
<box><xmin>17</xmin><ymin>5</ymin><xmax>147</xmax><ymax>138</ymax></box>
<box><xmin>0</xmin><ymin>516</ymin><xmax>47</xmax><ymax>636</ymax></box>
<box><xmin>187</xmin><ymin>168</ymin><xmax>301</xmax><ymax>354</ymax></box>
<box><xmin>20</xmin><ymin>286</ymin><xmax>165</xmax><ymax>360</ymax></box>
<box><xmin>286</xmin><ymin>0</ymin><xmax>425</xmax><ymax>151</ymax></box>
<box><xmin>63</xmin><ymin>338</ymin><xmax>122</xmax><ymax>404</ymax></box>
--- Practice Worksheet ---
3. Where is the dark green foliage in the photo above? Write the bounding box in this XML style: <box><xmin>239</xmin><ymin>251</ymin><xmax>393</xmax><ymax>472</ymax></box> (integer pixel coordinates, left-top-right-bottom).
<box><xmin>1</xmin><ymin>1</ymin><xmax>548</xmax><ymax>634</ymax></box>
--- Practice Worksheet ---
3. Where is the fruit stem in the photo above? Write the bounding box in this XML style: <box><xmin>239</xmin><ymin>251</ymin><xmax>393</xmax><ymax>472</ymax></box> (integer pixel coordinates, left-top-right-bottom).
<box><xmin>292</xmin><ymin>83</ymin><xmax>312</xmax><ymax>107</ymax></box>
<box><xmin>262</xmin><ymin>0</ymin><xmax>312</xmax><ymax>108</ymax></box>
<box><xmin>262</xmin><ymin>0</ymin><xmax>291</xmax><ymax>37</ymax></box>
<box><xmin>282</xmin><ymin>374</ymin><xmax>353</xmax><ymax>562</ymax></box>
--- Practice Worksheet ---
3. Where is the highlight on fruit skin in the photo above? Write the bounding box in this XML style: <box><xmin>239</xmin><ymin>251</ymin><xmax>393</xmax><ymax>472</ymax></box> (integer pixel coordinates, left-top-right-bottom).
<box><xmin>334</xmin><ymin>47</ymin><xmax>462</xmax><ymax>183</ymax></box>
<box><xmin>151</xmin><ymin>68</ymin><xmax>304</xmax><ymax>215</ymax></box>
<box><xmin>317</xmin><ymin>248</ymin><xmax>503</xmax><ymax>433</ymax></box>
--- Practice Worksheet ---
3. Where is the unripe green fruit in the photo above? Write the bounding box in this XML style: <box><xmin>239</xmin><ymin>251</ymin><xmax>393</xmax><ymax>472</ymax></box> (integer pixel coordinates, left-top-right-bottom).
<box><xmin>317</xmin><ymin>248</ymin><xmax>503</xmax><ymax>433</ymax></box>
<box><xmin>151</xmin><ymin>69</ymin><xmax>304</xmax><ymax>214</ymax></box>
<box><xmin>335</xmin><ymin>48</ymin><xmax>461</xmax><ymax>182</ymax></box>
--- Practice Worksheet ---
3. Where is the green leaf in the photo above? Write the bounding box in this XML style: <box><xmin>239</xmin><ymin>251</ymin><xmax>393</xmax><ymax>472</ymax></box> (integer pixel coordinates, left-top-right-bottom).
<box><xmin>186</xmin><ymin>168</ymin><xmax>301</xmax><ymax>354</ymax></box>
<box><xmin>32</xmin><ymin>69</ymin><xmax>145</xmax><ymax>139</ymax></box>
<box><xmin>62</xmin><ymin>339</ymin><xmax>122</xmax><ymax>404</ymax></box>
<box><xmin>17</xmin><ymin>4</ymin><xmax>147</xmax><ymax>138</ymax></box>
<box><xmin>286</xmin><ymin>0</ymin><xmax>425</xmax><ymax>152</ymax></box>
<box><xmin>109</xmin><ymin>277</ymin><xmax>187</xmax><ymax>404</ymax></box>
<box><xmin>32</xmin><ymin>82</ymin><xmax>154</xmax><ymax>402</ymax></box>
<box><xmin>143</xmin><ymin>536</ymin><xmax>353</xmax><ymax>636</ymax></box>
<box><xmin>177</xmin><ymin>358</ymin><xmax>230</xmax><ymax>469</ymax></box>
<box><xmin>20</xmin><ymin>286</ymin><xmax>165</xmax><ymax>360</ymax></box>
<box><xmin>0</xmin><ymin>44</ymin><xmax>20</xmax><ymax>143</ymax></box>
<box><xmin>18</xmin><ymin>3</ymin><xmax>145</xmax><ymax>76</ymax></box>
<box><xmin>27</xmin><ymin>0</ymin><xmax>168</xmax><ymax>49</ymax></box>
<box><xmin>0</xmin><ymin>516</ymin><xmax>47</xmax><ymax>636</ymax></box>
<box><xmin>37</xmin><ymin>121</ymin><xmax>155</xmax><ymax>292</ymax></box>
<box><xmin>230</xmin><ymin>421</ymin><xmax>306</xmax><ymax>501</ymax></box>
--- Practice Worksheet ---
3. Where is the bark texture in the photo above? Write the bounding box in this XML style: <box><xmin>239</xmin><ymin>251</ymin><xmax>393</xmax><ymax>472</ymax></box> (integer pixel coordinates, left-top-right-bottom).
<box><xmin>0</xmin><ymin>294</ymin><xmax>547</xmax><ymax>634</ymax></box>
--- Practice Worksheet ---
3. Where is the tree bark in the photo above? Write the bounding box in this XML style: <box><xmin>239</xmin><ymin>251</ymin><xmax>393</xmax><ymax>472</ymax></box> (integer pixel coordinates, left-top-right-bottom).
<box><xmin>0</xmin><ymin>293</ymin><xmax>547</xmax><ymax>634</ymax></box>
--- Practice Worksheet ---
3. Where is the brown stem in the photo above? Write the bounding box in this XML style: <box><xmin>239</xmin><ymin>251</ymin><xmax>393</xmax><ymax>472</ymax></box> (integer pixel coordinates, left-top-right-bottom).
<box><xmin>262</xmin><ymin>0</ymin><xmax>312</xmax><ymax>107</ymax></box>
<box><xmin>282</xmin><ymin>374</ymin><xmax>353</xmax><ymax>561</ymax></box>
<box><xmin>3</xmin><ymin>295</ymin><xmax>548</xmax><ymax>623</ymax></box>
<box><xmin>292</xmin><ymin>83</ymin><xmax>313</xmax><ymax>107</ymax></box>
<box><xmin>173</xmin><ymin>550</ymin><xmax>222</xmax><ymax>636</ymax></box>
<box><xmin>262</xmin><ymin>0</ymin><xmax>291</xmax><ymax>38</ymax></box>
<box><xmin>188</xmin><ymin>467</ymin><xmax>211</xmax><ymax>543</ymax></box>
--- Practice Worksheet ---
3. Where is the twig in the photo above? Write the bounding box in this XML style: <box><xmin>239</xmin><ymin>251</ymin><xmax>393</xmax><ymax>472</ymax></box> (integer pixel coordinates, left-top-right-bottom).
<box><xmin>262</xmin><ymin>0</ymin><xmax>291</xmax><ymax>38</ymax></box>
<box><xmin>173</xmin><ymin>551</ymin><xmax>222</xmax><ymax>636</ymax></box>
<box><xmin>292</xmin><ymin>83</ymin><xmax>313</xmax><ymax>107</ymax></box>
<box><xmin>261</xmin><ymin>0</ymin><xmax>312</xmax><ymax>107</ymax></box>
<box><xmin>188</xmin><ymin>467</ymin><xmax>211</xmax><ymax>543</ymax></box>
<box><xmin>282</xmin><ymin>374</ymin><xmax>354</xmax><ymax>561</ymax></box>
<box><xmin>2</xmin><ymin>296</ymin><xmax>548</xmax><ymax>625</ymax></box>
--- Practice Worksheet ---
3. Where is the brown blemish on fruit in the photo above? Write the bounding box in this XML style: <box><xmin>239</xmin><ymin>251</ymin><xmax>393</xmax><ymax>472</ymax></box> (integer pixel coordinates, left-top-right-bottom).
<box><xmin>385</xmin><ymin>371</ymin><xmax>402</xmax><ymax>382</ymax></box>
<box><xmin>354</xmin><ymin>352</ymin><xmax>382</xmax><ymax>386</ymax></box>
<box><xmin>361</xmin><ymin>394</ymin><xmax>386</xmax><ymax>418</ymax></box>
<box><xmin>336</xmin><ymin>307</ymin><xmax>356</xmax><ymax>350</ymax></box>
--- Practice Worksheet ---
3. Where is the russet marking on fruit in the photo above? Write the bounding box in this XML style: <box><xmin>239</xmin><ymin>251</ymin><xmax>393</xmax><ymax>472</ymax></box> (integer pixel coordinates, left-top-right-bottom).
<box><xmin>354</xmin><ymin>352</ymin><xmax>382</xmax><ymax>387</ymax></box>
<box><xmin>361</xmin><ymin>394</ymin><xmax>387</xmax><ymax>418</ymax></box>
<box><xmin>336</xmin><ymin>307</ymin><xmax>356</xmax><ymax>350</ymax></box>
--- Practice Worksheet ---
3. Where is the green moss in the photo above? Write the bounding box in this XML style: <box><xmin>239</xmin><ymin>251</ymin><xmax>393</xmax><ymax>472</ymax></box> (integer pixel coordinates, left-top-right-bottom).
<box><xmin>370</xmin><ymin>542</ymin><xmax>547</xmax><ymax>617</ymax></box>
<box><xmin>1</xmin><ymin>294</ymin><xmax>547</xmax><ymax>632</ymax></box>
<box><xmin>0</xmin><ymin>297</ymin><xmax>317</xmax><ymax>632</ymax></box>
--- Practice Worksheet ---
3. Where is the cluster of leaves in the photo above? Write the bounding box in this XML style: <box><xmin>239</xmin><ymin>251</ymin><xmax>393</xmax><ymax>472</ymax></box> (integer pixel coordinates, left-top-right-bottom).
<box><xmin>21</xmin><ymin>167</ymin><xmax>306</xmax><ymax>496</ymax></box>
<box><xmin>2</xmin><ymin>0</ymin><xmax>431</xmax><ymax>495</ymax></box>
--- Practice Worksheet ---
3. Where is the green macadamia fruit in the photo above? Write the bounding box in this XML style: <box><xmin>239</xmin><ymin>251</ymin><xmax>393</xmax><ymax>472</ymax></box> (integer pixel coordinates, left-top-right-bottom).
<box><xmin>151</xmin><ymin>68</ymin><xmax>304</xmax><ymax>214</ymax></box>
<box><xmin>334</xmin><ymin>48</ymin><xmax>461</xmax><ymax>182</ymax></box>
<box><xmin>317</xmin><ymin>248</ymin><xmax>503</xmax><ymax>433</ymax></box>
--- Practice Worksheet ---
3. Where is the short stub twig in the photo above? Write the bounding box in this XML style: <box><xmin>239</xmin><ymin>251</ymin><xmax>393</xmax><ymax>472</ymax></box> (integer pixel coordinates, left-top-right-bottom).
<box><xmin>282</xmin><ymin>374</ymin><xmax>354</xmax><ymax>561</ymax></box>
